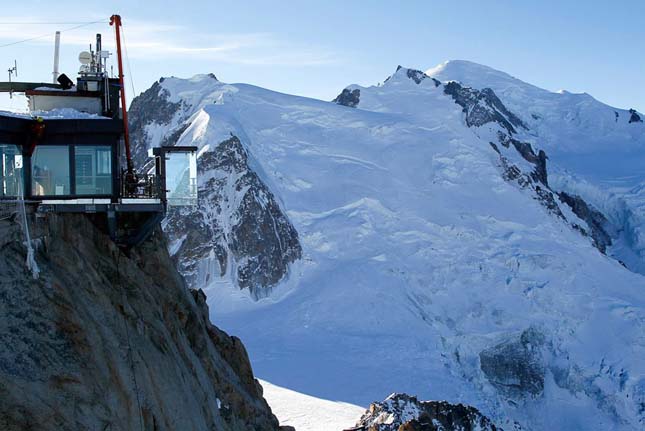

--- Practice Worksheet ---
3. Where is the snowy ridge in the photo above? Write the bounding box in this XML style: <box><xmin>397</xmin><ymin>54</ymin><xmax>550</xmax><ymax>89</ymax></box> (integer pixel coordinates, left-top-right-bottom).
<box><xmin>130</xmin><ymin>62</ymin><xmax>645</xmax><ymax>430</ymax></box>
<box><xmin>427</xmin><ymin>59</ymin><xmax>645</xmax><ymax>273</ymax></box>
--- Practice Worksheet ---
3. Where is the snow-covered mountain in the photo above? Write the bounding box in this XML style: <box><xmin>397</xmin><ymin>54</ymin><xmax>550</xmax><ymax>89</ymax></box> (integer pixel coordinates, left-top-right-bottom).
<box><xmin>128</xmin><ymin>62</ymin><xmax>645</xmax><ymax>430</ymax></box>
<box><xmin>428</xmin><ymin>60</ymin><xmax>645</xmax><ymax>272</ymax></box>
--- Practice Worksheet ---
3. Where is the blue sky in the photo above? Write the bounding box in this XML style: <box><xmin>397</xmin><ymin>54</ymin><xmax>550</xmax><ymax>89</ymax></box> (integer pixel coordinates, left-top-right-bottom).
<box><xmin>0</xmin><ymin>0</ymin><xmax>643</xmax><ymax>111</ymax></box>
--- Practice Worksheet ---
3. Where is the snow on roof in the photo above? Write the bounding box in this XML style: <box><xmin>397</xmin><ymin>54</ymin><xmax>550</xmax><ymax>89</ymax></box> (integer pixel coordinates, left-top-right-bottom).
<box><xmin>0</xmin><ymin>108</ymin><xmax>110</xmax><ymax>120</ymax></box>
<box><xmin>33</xmin><ymin>86</ymin><xmax>78</xmax><ymax>92</ymax></box>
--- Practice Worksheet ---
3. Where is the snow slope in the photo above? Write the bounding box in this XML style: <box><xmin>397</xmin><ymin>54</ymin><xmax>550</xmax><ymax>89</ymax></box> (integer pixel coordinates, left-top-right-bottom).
<box><xmin>259</xmin><ymin>380</ymin><xmax>363</xmax><ymax>431</ymax></box>
<box><xmin>133</xmin><ymin>65</ymin><xmax>645</xmax><ymax>430</ymax></box>
<box><xmin>427</xmin><ymin>60</ymin><xmax>645</xmax><ymax>273</ymax></box>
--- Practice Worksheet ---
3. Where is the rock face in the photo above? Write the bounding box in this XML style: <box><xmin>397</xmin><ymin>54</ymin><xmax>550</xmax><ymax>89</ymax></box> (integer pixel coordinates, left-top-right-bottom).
<box><xmin>445</xmin><ymin>80</ymin><xmax>619</xmax><ymax>256</ymax></box>
<box><xmin>0</xmin><ymin>213</ymin><xmax>280</xmax><ymax>430</ymax></box>
<box><xmin>479</xmin><ymin>328</ymin><xmax>546</xmax><ymax>399</ymax></box>
<box><xmin>333</xmin><ymin>88</ymin><xmax>361</xmax><ymax>108</ymax></box>
<box><xmin>351</xmin><ymin>393</ymin><xmax>503</xmax><ymax>431</ymax></box>
<box><xmin>128</xmin><ymin>79</ymin><xmax>302</xmax><ymax>299</ymax></box>
<box><xmin>395</xmin><ymin>66</ymin><xmax>441</xmax><ymax>86</ymax></box>
<box><xmin>164</xmin><ymin>136</ymin><xmax>302</xmax><ymax>299</ymax></box>
<box><xmin>558</xmin><ymin>192</ymin><xmax>614</xmax><ymax>253</ymax></box>
<box><xmin>628</xmin><ymin>109</ymin><xmax>642</xmax><ymax>124</ymax></box>
<box><xmin>128</xmin><ymin>80</ymin><xmax>185</xmax><ymax>169</ymax></box>
<box><xmin>444</xmin><ymin>81</ymin><xmax>526</xmax><ymax>134</ymax></box>
<box><xmin>494</xmin><ymin>132</ymin><xmax>549</xmax><ymax>186</ymax></box>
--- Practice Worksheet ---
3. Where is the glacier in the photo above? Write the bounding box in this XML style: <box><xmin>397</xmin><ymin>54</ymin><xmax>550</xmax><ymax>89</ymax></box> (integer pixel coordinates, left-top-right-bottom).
<box><xmin>128</xmin><ymin>61</ymin><xmax>645</xmax><ymax>430</ymax></box>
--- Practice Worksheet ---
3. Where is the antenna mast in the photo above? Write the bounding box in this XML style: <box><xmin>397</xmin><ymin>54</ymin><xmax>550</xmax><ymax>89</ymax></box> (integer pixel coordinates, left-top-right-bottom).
<box><xmin>110</xmin><ymin>14</ymin><xmax>134</xmax><ymax>176</ymax></box>
<box><xmin>52</xmin><ymin>31</ymin><xmax>61</xmax><ymax>84</ymax></box>
<box><xmin>7</xmin><ymin>60</ymin><xmax>17</xmax><ymax>98</ymax></box>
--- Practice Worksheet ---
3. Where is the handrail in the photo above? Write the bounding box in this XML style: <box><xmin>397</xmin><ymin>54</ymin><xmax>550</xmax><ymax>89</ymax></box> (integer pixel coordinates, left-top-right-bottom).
<box><xmin>120</xmin><ymin>172</ymin><xmax>161</xmax><ymax>199</ymax></box>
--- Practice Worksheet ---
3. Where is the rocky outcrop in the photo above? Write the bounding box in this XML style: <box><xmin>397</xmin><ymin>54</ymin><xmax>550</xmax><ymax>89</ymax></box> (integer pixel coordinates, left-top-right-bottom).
<box><xmin>0</xmin><ymin>213</ymin><xmax>280</xmax><ymax>430</ymax></box>
<box><xmin>394</xmin><ymin>66</ymin><xmax>441</xmax><ymax>86</ymax></box>
<box><xmin>444</xmin><ymin>82</ymin><xmax>526</xmax><ymax>134</ymax></box>
<box><xmin>382</xmin><ymin>66</ymin><xmax>441</xmax><ymax>87</ymax></box>
<box><xmin>628</xmin><ymin>109</ymin><xmax>642</xmax><ymax>124</ymax></box>
<box><xmin>164</xmin><ymin>136</ymin><xmax>302</xmax><ymax>299</ymax></box>
<box><xmin>333</xmin><ymin>88</ymin><xmax>361</xmax><ymax>108</ymax></box>
<box><xmin>489</xmin><ymin>141</ymin><xmax>564</xmax><ymax>219</ymax></box>
<box><xmin>479</xmin><ymin>328</ymin><xmax>546</xmax><ymax>399</ymax></box>
<box><xmin>128</xmin><ymin>80</ymin><xmax>303</xmax><ymax>300</ymax></box>
<box><xmin>558</xmin><ymin>192</ymin><xmax>613</xmax><ymax>253</ymax></box>
<box><xmin>496</xmin><ymin>132</ymin><xmax>548</xmax><ymax>186</ymax></box>
<box><xmin>349</xmin><ymin>393</ymin><xmax>502</xmax><ymax>431</ymax></box>
<box><xmin>128</xmin><ymin>80</ymin><xmax>186</xmax><ymax>169</ymax></box>
<box><xmin>449</xmin><ymin>82</ymin><xmax>616</xmax><ymax>255</ymax></box>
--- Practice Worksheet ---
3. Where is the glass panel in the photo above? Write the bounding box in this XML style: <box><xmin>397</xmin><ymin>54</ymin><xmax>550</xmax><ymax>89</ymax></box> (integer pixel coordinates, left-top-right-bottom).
<box><xmin>166</xmin><ymin>151</ymin><xmax>197</xmax><ymax>206</ymax></box>
<box><xmin>32</xmin><ymin>146</ymin><xmax>70</xmax><ymax>196</ymax></box>
<box><xmin>1</xmin><ymin>144</ymin><xmax>23</xmax><ymax>197</ymax></box>
<box><xmin>75</xmin><ymin>145</ymin><xmax>112</xmax><ymax>195</ymax></box>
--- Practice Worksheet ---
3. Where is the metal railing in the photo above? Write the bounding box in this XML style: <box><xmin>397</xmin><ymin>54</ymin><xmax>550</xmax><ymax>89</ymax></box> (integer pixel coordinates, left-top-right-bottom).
<box><xmin>120</xmin><ymin>172</ymin><xmax>161</xmax><ymax>199</ymax></box>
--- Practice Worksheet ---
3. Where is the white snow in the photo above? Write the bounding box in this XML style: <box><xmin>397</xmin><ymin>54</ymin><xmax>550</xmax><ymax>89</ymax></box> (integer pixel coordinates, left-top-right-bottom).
<box><xmin>145</xmin><ymin>63</ymin><xmax>645</xmax><ymax>430</ymax></box>
<box><xmin>259</xmin><ymin>379</ymin><xmax>364</xmax><ymax>431</ymax></box>
<box><xmin>0</xmin><ymin>108</ymin><xmax>109</xmax><ymax>119</ymax></box>
<box><xmin>426</xmin><ymin>59</ymin><xmax>645</xmax><ymax>274</ymax></box>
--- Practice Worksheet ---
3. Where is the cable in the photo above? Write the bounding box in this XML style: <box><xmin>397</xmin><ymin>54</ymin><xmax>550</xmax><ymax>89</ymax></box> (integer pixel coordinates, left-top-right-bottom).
<box><xmin>0</xmin><ymin>21</ymin><xmax>104</xmax><ymax>25</ymax></box>
<box><xmin>120</xmin><ymin>25</ymin><xmax>137</xmax><ymax>97</ymax></box>
<box><xmin>0</xmin><ymin>20</ymin><xmax>107</xmax><ymax>49</ymax></box>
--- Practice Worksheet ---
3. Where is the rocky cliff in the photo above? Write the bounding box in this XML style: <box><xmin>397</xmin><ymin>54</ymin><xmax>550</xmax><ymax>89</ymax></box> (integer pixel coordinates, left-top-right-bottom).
<box><xmin>128</xmin><ymin>76</ymin><xmax>302</xmax><ymax>299</ymax></box>
<box><xmin>350</xmin><ymin>393</ymin><xmax>507</xmax><ymax>431</ymax></box>
<box><xmin>163</xmin><ymin>135</ymin><xmax>302</xmax><ymax>300</ymax></box>
<box><xmin>0</xmin><ymin>212</ymin><xmax>280</xmax><ymax>430</ymax></box>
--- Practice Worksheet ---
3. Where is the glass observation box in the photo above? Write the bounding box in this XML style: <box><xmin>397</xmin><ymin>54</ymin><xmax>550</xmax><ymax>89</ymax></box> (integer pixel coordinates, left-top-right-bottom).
<box><xmin>151</xmin><ymin>146</ymin><xmax>198</xmax><ymax>207</ymax></box>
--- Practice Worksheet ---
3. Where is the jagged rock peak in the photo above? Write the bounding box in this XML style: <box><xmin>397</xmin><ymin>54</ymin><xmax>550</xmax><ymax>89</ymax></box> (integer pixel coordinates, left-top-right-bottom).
<box><xmin>387</xmin><ymin>65</ymin><xmax>441</xmax><ymax>86</ymax></box>
<box><xmin>349</xmin><ymin>393</ymin><xmax>504</xmax><ymax>431</ymax></box>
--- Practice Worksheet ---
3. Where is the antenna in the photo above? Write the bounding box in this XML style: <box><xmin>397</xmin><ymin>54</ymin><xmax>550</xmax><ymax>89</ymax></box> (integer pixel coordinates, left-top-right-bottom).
<box><xmin>7</xmin><ymin>60</ymin><xmax>17</xmax><ymax>98</ymax></box>
<box><xmin>78</xmin><ymin>51</ymin><xmax>92</xmax><ymax>65</ymax></box>
<box><xmin>52</xmin><ymin>31</ymin><xmax>61</xmax><ymax>84</ymax></box>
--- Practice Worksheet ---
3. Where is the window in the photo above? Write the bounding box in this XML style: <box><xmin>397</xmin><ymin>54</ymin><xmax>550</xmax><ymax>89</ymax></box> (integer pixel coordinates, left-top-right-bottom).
<box><xmin>1</xmin><ymin>144</ymin><xmax>23</xmax><ymax>197</ymax></box>
<box><xmin>75</xmin><ymin>145</ymin><xmax>112</xmax><ymax>195</ymax></box>
<box><xmin>165</xmin><ymin>151</ymin><xmax>197</xmax><ymax>206</ymax></box>
<box><xmin>32</xmin><ymin>146</ymin><xmax>70</xmax><ymax>196</ymax></box>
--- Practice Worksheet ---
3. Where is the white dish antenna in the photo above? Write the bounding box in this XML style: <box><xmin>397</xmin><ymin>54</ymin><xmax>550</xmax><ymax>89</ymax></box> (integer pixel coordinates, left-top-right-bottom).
<box><xmin>78</xmin><ymin>51</ymin><xmax>92</xmax><ymax>65</ymax></box>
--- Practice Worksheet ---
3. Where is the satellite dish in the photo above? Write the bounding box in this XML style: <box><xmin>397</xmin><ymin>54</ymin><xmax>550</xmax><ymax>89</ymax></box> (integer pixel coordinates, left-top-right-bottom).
<box><xmin>78</xmin><ymin>51</ymin><xmax>92</xmax><ymax>65</ymax></box>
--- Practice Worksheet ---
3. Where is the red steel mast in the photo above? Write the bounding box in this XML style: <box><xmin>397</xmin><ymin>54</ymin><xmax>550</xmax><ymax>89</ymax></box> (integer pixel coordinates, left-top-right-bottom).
<box><xmin>109</xmin><ymin>14</ymin><xmax>134</xmax><ymax>175</ymax></box>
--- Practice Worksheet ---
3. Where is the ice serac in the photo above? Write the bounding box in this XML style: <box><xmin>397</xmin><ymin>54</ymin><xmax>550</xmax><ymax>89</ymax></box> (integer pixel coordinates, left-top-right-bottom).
<box><xmin>0</xmin><ymin>214</ymin><xmax>280</xmax><ymax>430</ymax></box>
<box><xmin>128</xmin><ymin>76</ymin><xmax>302</xmax><ymax>299</ymax></box>
<box><xmin>351</xmin><ymin>393</ymin><xmax>504</xmax><ymax>431</ymax></box>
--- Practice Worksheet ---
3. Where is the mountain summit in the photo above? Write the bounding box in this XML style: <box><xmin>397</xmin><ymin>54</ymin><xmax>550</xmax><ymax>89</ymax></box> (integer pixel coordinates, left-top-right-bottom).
<box><xmin>127</xmin><ymin>61</ymin><xmax>645</xmax><ymax>430</ymax></box>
